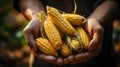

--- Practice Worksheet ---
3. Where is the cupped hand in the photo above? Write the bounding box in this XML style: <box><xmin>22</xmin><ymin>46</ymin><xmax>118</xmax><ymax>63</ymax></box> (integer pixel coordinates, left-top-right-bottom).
<box><xmin>23</xmin><ymin>18</ymin><xmax>64</xmax><ymax>65</ymax></box>
<box><xmin>23</xmin><ymin>18</ymin><xmax>40</xmax><ymax>53</ymax></box>
<box><xmin>36</xmin><ymin>53</ymin><xmax>64</xmax><ymax>65</ymax></box>
<box><xmin>63</xmin><ymin>18</ymin><xmax>104</xmax><ymax>64</ymax></box>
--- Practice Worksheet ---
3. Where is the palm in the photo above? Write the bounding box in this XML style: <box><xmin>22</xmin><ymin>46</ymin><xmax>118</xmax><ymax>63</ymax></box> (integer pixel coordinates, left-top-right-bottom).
<box><xmin>62</xmin><ymin>18</ymin><xmax>104</xmax><ymax>64</ymax></box>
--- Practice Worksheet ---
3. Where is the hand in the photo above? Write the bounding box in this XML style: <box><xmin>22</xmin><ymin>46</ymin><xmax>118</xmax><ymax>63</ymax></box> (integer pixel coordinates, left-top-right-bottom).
<box><xmin>63</xmin><ymin>18</ymin><xmax>104</xmax><ymax>64</ymax></box>
<box><xmin>23</xmin><ymin>18</ymin><xmax>64</xmax><ymax>65</ymax></box>
<box><xmin>36</xmin><ymin>53</ymin><xmax>64</xmax><ymax>65</ymax></box>
<box><xmin>23</xmin><ymin>18</ymin><xmax>40</xmax><ymax>53</ymax></box>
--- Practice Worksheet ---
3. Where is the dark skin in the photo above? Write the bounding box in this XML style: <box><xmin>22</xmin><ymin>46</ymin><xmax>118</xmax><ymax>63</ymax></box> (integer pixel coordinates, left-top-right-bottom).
<box><xmin>18</xmin><ymin>0</ymin><xmax>119</xmax><ymax>65</ymax></box>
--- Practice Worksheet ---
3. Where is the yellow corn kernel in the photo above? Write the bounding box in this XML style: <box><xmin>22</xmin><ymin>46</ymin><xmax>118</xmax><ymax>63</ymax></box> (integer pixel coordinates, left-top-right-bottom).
<box><xmin>35</xmin><ymin>37</ymin><xmax>58</xmax><ymax>56</ymax></box>
<box><xmin>60</xmin><ymin>43</ymin><xmax>71</xmax><ymax>56</ymax></box>
<box><xmin>38</xmin><ymin>11</ymin><xmax>46</xmax><ymax>24</ymax></box>
<box><xmin>71</xmin><ymin>37</ymin><xmax>81</xmax><ymax>51</ymax></box>
<box><xmin>46</xmin><ymin>6</ymin><xmax>75</xmax><ymax>36</ymax></box>
<box><xmin>38</xmin><ymin>11</ymin><xmax>46</xmax><ymax>37</ymax></box>
<box><xmin>44</xmin><ymin>18</ymin><xmax>62</xmax><ymax>50</ymax></box>
<box><xmin>62</xmin><ymin>13</ymin><xmax>86</xmax><ymax>26</ymax></box>
<box><xmin>76</xmin><ymin>27</ymin><xmax>90</xmax><ymax>49</ymax></box>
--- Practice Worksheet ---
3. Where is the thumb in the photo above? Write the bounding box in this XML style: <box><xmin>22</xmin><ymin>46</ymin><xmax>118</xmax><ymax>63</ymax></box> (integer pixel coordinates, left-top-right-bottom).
<box><xmin>88</xmin><ymin>32</ymin><xmax>102</xmax><ymax>52</ymax></box>
<box><xmin>25</xmin><ymin>33</ymin><xmax>38</xmax><ymax>53</ymax></box>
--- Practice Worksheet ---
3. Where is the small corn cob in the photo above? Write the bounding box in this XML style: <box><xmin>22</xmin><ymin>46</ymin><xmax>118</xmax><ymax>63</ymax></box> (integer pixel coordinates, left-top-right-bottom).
<box><xmin>44</xmin><ymin>18</ymin><xmax>62</xmax><ymax>50</ymax></box>
<box><xmin>60</xmin><ymin>43</ymin><xmax>71</xmax><ymax>56</ymax></box>
<box><xmin>62</xmin><ymin>14</ymin><xmax>86</xmax><ymax>26</ymax></box>
<box><xmin>38</xmin><ymin>11</ymin><xmax>46</xmax><ymax>24</ymax></box>
<box><xmin>76</xmin><ymin>27</ymin><xmax>90</xmax><ymax>49</ymax></box>
<box><xmin>46</xmin><ymin>6</ymin><xmax>76</xmax><ymax>36</ymax></box>
<box><xmin>71</xmin><ymin>37</ymin><xmax>81</xmax><ymax>51</ymax></box>
<box><xmin>38</xmin><ymin>11</ymin><xmax>46</xmax><ymax>37</ymax></box>
<box><xmin>35</xmin><ymin>37</ymin><xmax>58</xmax><ymax>56</ymax></box>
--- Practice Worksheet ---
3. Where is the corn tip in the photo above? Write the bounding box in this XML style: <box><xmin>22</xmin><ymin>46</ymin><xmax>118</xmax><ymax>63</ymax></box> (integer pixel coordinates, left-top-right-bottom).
<box><xmin>55</xmin><ymin>52</ymin><xmax>58</xmax><ymax>57</ymax></box>
<box><xmin>46</xmin><ymin>6</ymin><xmax>51</xmax><ymax>11</ymax></box>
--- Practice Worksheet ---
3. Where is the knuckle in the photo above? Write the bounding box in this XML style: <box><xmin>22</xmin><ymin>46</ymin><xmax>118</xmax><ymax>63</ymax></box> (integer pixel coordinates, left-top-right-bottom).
<box><xmin>23</xmin><ymin>26</ymin><xmax>32</xmax><ymax>35</ymax></box>
<box><xmin>23</xmin><ymin>28</ymin><xmax>29</xmax><ymax>35</ymax></box>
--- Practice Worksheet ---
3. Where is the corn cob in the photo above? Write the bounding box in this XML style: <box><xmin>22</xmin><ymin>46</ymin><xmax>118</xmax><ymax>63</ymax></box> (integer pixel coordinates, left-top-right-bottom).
<box><xmin>76</xmin><ymin>27</ymin><xmax>90</xmax><ymax>49</ymax></box>
<box><xmin>44</xmin><ymin>18</ymin><xmax>62</xmax><ymax>50</ymax></box>
<box><xmin>38</xmin><ymin>11</ymin><xmax>46</xmax><ymax>24</ymax></box>
<box><xmin>35</xmin><ymin>37</ymin><xmax>58</xmax><ymax>56</ymax></box>
<box><xmin>46</xmin><ymin>6</ymin><xmax>76</xmax><ymax>36</ymax></box>
<box><xmin>71</xmin><ymin>37</ymin><xmax>81</xmax><ymax>51</ymax></box>
<box><xmin>60</xmin><ymin>43</ymin><xmax>71</xmax><ymax>56</ymax></box>
<box><xmin>38</xmin><ymin>11</ymin><xmax>46</xmax><ymax>37</ymax></box>
<box><xmin>62</xmin><ymin>14</ymin><xmax>86</xmax><ymax>26</ymax></box>
<box><xmin>66</xmin><ymin>36</ymin><xmax>81</xmax><ymax>52</ymax></box>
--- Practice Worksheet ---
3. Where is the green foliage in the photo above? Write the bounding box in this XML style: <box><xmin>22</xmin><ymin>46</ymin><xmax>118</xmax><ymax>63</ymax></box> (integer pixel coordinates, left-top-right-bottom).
<box><xmin>0</xmin><ymin>0</ymin><xmax>28</xmax><ymax>50</ymax></box>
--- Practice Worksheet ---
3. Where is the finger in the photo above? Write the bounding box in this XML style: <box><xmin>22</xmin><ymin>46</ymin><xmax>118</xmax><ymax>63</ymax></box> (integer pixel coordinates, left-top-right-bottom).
<box><xmin>24</xmin><ymin>30</ymin><xmax>37</xmax><ymax>53</ymax></box>
<box><xmin>30</xmin><ymin>20</ymin><xmax>40</xmax><ymax>38</ymax></box>
<box><xmin>36</xmin><ymin>53</ymin><xmax>57</xmax><ymax>64</ymax></box>
<box><xmin>63</xmin><ymin>57</ymin><xmax>69</xmax><ymax>64</ymax></box>
<box><xmin>88</xmin><ymin>31</ymin><xmax>103</xmax><ymax>52</ymax></box>
<box><xmin>83</xmin><ymin>20</ymin><xmax>93</xmax><ymax>36</ymax></box>
<box><xmin>75</xmin><ymin>52</ymin><xmax>93</xmax><ymax>62</ymax></box>
<box><xmin>88</xmin><ymin>32</ymin><xmax>98</xmax><ymax>52</ymax></box>
<box><xmin>68</xmin><ymin>55</ymin><xmax>76</xmax><ymax>64</ymax></box>
<box><xmin>28</xmin><ymin>35</ymin><xmax>38</xmax><ymax>53</ymax></box>
<box><xmin>45</xmin><ymin>56</ymin><xmax>57</xmax><ymax>64</ymax></box>
<box><xmin>36</xmin><ymin>53</ymin><xmax>47</xmax><ymax>61</ymax></box>
<box><xmin>82</xmin><ymin>20</ymin><xmax>89</xmax><ymax>30</ymax></box>
<box><xmin>56</xmin><ymin>58</ymin><xmax>63</xmax><ymax>65</ymax></box>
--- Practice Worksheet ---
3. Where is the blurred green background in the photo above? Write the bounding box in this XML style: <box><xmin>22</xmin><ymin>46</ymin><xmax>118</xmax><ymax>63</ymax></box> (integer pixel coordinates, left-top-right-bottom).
<box><xmin>0</xmin><ymin>0</ymin><xmax>30</xmax><ymax>67</ymax></box>
<box><xmin>0</xmin><ymin>0</ymin><xmax>120</xmax><ymax>67</ymax></box>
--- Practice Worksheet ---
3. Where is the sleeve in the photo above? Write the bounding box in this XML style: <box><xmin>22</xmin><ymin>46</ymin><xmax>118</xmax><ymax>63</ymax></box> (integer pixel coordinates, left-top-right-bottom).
<box><xmin>94</xmin><ymin>0</ymin><xmax>120</xmax><ymax>8</ymax></box>
<box><xmin>94</xmin><ymin>0</ymin><xmax>104</xmax><ymax>8</ymax></box>
<box><xmin>12</xmin><ymin>0</ymin><xmax>47</xmax><ymax>12</ymax></box>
